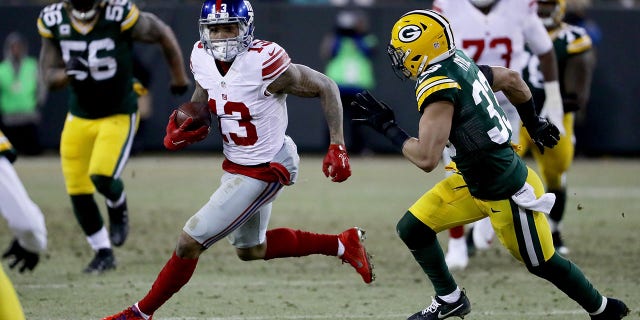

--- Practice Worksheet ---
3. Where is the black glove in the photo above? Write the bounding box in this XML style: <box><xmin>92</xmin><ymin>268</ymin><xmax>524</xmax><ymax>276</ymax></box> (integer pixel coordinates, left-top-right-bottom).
<box><xmin>526</xmin><ymin>116</ymin><xmax>561</xmax><ymax>154</ymax></box>
<box><xmin>351</xmin><ymin>90</ymin><xmax>398</xmax><ymax>133</ymax></box>
<box><xmin>170</xmin><ymin>84</ymin><xmax>189</xmax><ymax>96</ymax></box>
<box><xmin>65</xmin><ymin>56</ymin><xmax>89</xmax><ymax>80</ymax></box>
<box><xmin>350</xmin><ymin>90</ymin><xmax>410</xmax><ymax>149</ymax></box>
<box><xmin>2</xmin><ymin>238</ymin><xmax>40</xmax><ymax>273</ymax></box>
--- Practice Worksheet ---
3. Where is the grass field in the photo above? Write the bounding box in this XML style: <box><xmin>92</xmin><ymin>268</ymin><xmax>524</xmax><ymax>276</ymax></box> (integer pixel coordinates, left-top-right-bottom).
<box><xmin>2</xmin><ymin>154</ymin><xmax>639</xmax><ymax>320</ymax></box>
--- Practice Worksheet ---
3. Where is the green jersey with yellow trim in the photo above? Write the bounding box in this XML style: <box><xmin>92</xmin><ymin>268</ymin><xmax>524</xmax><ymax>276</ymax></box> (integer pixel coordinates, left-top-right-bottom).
<box><xmin>522</xmin><ymin>23</ymin><xmax>593</xmax><ymax>112</ymax></box>
<box><xmin>416</xmin><ymin>50</ymin><xmax>528</xmax><ymax>200</ymax></box>
<box><xmin>0</xmin><ymin>129</ymin><xmax>17</xmax><ymax>163</ymax></box>
<box><xmin>37</xmin><ymin>0</ymin><xmax>140</xmax><ymax>119</ymax></box>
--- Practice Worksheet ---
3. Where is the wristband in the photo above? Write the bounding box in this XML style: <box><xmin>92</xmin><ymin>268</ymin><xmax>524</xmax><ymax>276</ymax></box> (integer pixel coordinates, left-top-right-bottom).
<box><xmin>384</xmin><ymin>125</ymin><xmax>411</xmax><ymax>150</ymax></box>
<box><xmin>514</xmin><ymin>98</ymin><xmax>538</xmax><ymax>128</ymax></box>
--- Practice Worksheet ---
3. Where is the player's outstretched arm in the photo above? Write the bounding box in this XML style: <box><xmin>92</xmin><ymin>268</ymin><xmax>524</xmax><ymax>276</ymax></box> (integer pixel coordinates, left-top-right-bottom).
<box><xmin>132</xmin><ymin>11</ymin><xmax>190</xmax><ymax>95</ymax></box>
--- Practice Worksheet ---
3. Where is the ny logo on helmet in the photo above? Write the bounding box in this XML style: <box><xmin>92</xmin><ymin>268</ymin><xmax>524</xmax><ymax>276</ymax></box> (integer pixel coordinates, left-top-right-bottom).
<box><xmin>399</xmin><ymin>25</ymin><xmax>422</xmax><ymax>43</ymax></box>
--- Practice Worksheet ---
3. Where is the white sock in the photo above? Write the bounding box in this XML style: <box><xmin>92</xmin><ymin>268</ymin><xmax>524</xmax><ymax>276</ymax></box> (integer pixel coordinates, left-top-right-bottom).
<box><xmin>337</xmin><ymin>239</ymin><xmax>345</xmax><ymax>257</ymax></box>
<box><xmin>439</xmin><ymin>287</ymin><xmax>461</xmax><ymax>303</ymax></box>
<box><xmin>86</xmin><ymin>227</ymin><xmax>111</xmax><ymax>251</ymax></box>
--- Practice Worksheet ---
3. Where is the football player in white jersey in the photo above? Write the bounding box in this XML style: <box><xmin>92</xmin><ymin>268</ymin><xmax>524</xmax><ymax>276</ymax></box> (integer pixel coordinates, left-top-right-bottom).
<box><xmin>103</xmin><ymin>0</ymin><xmax>372</xmax><ymax>319</ymax></box>
<box><xmin>433</xmin><ymin>0</ymin><xmax>566</xmax><ymax>270</ymax></box>
<box><xmin>0</xmin><ymin>129</ymin><xmax>47</xmax><ymax>319</ymax></box>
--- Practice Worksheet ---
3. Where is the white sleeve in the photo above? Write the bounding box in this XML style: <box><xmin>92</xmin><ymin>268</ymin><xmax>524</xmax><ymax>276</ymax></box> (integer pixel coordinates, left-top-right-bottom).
<box><xmin>522</xmin><ymin>11</ymin><xmax>553</xmax><ymax>55</ymax></box>
<box><xmin>0</xmin><ymin>158</ymin><xmax>47</xmax><ymax>253</ymax></box>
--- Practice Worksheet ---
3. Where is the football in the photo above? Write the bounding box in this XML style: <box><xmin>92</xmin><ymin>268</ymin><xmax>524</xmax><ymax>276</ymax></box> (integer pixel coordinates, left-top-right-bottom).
<box><xmin>174</xmin><ymin>101</ymin><xmax>212</xmax><ymax>130</ymax></box>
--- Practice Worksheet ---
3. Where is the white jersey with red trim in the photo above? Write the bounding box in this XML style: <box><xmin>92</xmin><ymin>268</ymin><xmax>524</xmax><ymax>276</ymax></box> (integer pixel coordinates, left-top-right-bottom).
<box><xmin>190</xmin><ymin>39</ymin><xmax>292</xmax><ymax>166</ymax></box>
<box><xmin>433</xmin><ymin>0</ymin><xmax>551</xmax><ymax>73</ymax></box>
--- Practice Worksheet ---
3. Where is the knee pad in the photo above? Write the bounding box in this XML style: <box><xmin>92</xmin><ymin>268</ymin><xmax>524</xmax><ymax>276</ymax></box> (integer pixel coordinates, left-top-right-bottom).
<box><xmin>396</xmin><ymin>211</ymin><xmax>437</xmax><ymax>250</ymax></box>
<box><xmin>90</xmin><ymin>174</ymin><xmax>123</xmax><ymax>200</ymax></box>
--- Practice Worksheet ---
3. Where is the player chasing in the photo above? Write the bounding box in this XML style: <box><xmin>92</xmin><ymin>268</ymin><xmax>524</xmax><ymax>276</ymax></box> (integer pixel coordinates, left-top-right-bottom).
<box><xmin>350</xmin><ymin>9</ymin><xmax>629</xmax><ymax>320</ymax></box>
<box><xmin>37</xmin><ymin>0</ymin><xmax>191</xmax><ymax>273</ymax></box>
<box><xmin>432</xmin><ymin>0</ymin><xmax>568</xmax><ymax>270</ymax></box>
<box><xmin>103</xmin><ymin>0</ymin><xmax>372</xmax><ymax>319</ymax></box>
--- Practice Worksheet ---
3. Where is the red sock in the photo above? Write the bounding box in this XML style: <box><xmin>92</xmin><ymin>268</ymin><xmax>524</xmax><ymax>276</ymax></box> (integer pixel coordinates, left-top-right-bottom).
<box><xmin>449</xmin><ymin>226</ymin><xmax>465</xmax><ymax>238</ymax></box>
<box><xmin>138</xmin><ymin>251</ymin><xmax>198</xmax><ymax>315</ymax></box>
<box><xmin>264</xmin><ymin>228</ymin><xmax>338</xmax><ymax>260</ymax></box>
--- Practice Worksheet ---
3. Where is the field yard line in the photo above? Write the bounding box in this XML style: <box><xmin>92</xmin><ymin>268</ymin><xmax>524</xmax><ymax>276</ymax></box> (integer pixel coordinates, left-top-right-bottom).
<box><xmin>156</xmin><ymin>309</ymin><xmax>584</xmax><ymax>319</ymax></box>
<box><xmin>572</xmin><ymin>186</ymin><xmax>640</xmax><ymax>198</ymax></box>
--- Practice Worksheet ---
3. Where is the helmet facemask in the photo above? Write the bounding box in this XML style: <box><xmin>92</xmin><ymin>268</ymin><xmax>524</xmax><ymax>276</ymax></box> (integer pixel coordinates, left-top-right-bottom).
<box><xmin>199</xmin><ymin>0</ymin><xmax>255</xmax><ymax>62</ymax></box>
<box><xmin>469</xmin><ymin>0</ymin><xmax>497</xmax><ymax>8</ymax></box>
<box><xmin>68</xmin><ymin>0</ymin><xmax>100</xmax><ymax>21</ymax></box>
<box><xmin>537</xmin><ymin>0</ymin><xmax>565</xmax><ymax>29</ymax></box>
<box><xmin>199</xmin><ymin>22</ymin><xmax>251</xmax><ymax>61</ymax></box>
<box><xmin>387</xmin><ymin>44</ymin><xmax>427</xmax><ymax>81</ymax></box>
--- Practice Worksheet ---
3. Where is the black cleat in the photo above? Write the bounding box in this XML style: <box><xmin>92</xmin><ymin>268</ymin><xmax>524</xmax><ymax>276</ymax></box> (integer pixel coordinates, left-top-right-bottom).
<box><xmin>83</xmin><ymin>248</ymin><xmax>116</xmax><ymax>274</ymax></box>
<box><xmin>590</xmin><ymin>297</ymin><xmax>630</xmax><ymax>320</ymax></box>
<box><xmin>108</xmin><ymin>201</ymin><xmax>129</xmax><ymax>247</ymax></box>
<box><xmin>408</xmin><ymin>291</ymin><xmax>471</xmax><ymax>320</ymax></box>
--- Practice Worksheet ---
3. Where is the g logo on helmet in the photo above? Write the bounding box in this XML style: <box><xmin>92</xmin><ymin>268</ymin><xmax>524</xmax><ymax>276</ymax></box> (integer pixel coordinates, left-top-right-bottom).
<box><xmin>398</xmin><ymin>25</ymin><xmax>422</xmax><ymax>43</ymax></box>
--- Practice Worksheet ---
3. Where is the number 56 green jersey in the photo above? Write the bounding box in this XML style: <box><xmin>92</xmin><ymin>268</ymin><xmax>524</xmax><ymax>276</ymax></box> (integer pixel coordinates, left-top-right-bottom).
<box><xmin>37</xmin><ymin>0</ymin><xmax>140</xmax><ymax>119</ymax></box>
<box><xmin>416</xmin><ymin>50</ymin><xmax>528</xmax><ymax>200</ymax></box>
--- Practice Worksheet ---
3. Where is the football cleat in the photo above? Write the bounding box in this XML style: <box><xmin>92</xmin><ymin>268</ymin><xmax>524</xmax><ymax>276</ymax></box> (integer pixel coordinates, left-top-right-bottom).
<box><xmin>83</xmin><ymin>248</ymin><xmax>116</xmax><ymax>274</ymax></box>
<box><xmin>102</xmin><ymin>304</ymin><xmax>151</xmax><ymax>320</ymax></box>
<box><xmin>408</xmin><ymin>291</ymin><xmax>471</xmax><ymax>320</ymax></box>
<box><xmin>445</xmin><ymin>237</ymin><xmax>469</xmax><ymax>271</ymax></box>
<box><xmin>552</xmin><ymin>231</ymin><xmax>570</xmax><ymax>255</ymax></box>
<box><xmin>108</xmin><ymin>200</ymin><xmax>129</xmax><ymax>247</ymax></box>
<box><xmin>338</xmin><ymin>227</ymin><xmax>375</xmax><ymax>284</ymax></box>
<box><xmin>590</xmin><ymin>297</ymin><xmax>630</xmax><ymax>320</ymax></box>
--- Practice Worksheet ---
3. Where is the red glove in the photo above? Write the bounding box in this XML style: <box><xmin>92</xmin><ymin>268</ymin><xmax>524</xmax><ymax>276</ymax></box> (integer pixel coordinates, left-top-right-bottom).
<box><xmin>322</xmin><ymin>144</ymin><xmax>351</xmax><ymax>182</ymax></box>
<box><xmin>163</xmin><ymin>110</ymin><xmax>210</xmax><ymax>151</ymax></box>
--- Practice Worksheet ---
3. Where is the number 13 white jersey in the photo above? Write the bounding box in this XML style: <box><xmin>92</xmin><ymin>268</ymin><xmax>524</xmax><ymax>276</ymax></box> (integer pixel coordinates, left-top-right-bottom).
<box><xmin>433</xmin><ymin>0</ymin><xmax>551</xmax><ymax>73</ymax></box>
<box><xmin>190</xmin><ymin>39</ymin><xmax>291</xmax><ymax>166</ymax></box>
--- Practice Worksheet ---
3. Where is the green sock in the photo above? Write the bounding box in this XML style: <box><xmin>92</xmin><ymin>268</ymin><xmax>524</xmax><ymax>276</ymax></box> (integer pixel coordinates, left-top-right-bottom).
<box><xmin>397</xmin><ymin>212</ymin><xmax>457</xmax><ymax>296</ymax></box>
<box><xmin>531</xmin><ymin>253</ymin><xmax>603</xmax><ymax>312</ymax></box>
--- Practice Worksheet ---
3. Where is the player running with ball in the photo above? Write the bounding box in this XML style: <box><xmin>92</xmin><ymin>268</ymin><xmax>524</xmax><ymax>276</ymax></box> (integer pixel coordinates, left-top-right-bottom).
<box><xmin>103</xmin><ymin>0</ymin><xmax>372</xmax><ymax>319</ymax></box>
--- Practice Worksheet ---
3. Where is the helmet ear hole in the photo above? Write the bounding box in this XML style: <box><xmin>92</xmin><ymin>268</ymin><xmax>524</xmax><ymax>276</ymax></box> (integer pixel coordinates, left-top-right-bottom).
<box><xmin>411</xmin><ymin>55</ymin><xmax>422</xmax><ymax>62</ymax></box>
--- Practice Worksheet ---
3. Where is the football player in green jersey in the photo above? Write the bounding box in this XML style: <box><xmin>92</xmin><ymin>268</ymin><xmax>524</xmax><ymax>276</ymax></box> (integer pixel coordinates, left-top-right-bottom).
<box><xmin>351</xmin><ymin>9</ymin><xmax>628</xmax><ymax>320</ymax></box>
<box><xmin>519</xmin><ymin>0</ymin><xmax>597</xmax><ymax>254</ymax></box>
<box><xmin>37</xmin><ymin>0</ymin><xmax>190</xmax><ymax>273</ymax></box>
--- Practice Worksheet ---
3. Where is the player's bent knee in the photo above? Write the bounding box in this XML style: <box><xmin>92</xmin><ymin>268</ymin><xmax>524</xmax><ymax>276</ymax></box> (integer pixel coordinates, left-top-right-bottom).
<box><xmin>396</xmin><ymin>211</ymin><xmax>437</xmax><ymax>249</ymax></box>
<box><xmin>90</xmin><ymin>174</ymin><xmax>114</xmax><ymax>195</ymax></box>
<box><xmin>176</xmin><ymin>232</ymin><xmax>205</xmax><ymax>259</ymax></box>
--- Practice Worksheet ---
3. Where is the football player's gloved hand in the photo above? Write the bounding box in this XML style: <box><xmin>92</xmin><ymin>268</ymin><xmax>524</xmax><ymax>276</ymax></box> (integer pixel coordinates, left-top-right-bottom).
<box><xmin>351</xmin><ymin>90</ymin><xmax>410</xmax><ymax>150</ymax></box>
<box><xmin>65</xmin><ymin>56</ymin><xmax>89</xmax><ymax>81</ymax></box>
<box><xmin>2</xmin><ymin>238</ymin><xmax>40</xmax><ymax>273</ymax></box>
<box><xmin>526</xmin><ymin>116</ymin><xmax>561</xmax><ymax>154</ymax></box>
<box><xmin>351</xmin><ymin>90</ymin><xmax>397</xmax><ymax>134</ymax></box>
<box><xmin>170</xmin><ymin>84</ymin><xmax>189</xmax><ymax>96</ymax></box>
<box><xmin>322</xmin><ymin>144</ymin><xmax>351</xmax><ymax>183</ymax></box>
<box><xmin>163</xmin><ymin>110</ymin><xmax>209</xmax><ymax>151</ymax></box>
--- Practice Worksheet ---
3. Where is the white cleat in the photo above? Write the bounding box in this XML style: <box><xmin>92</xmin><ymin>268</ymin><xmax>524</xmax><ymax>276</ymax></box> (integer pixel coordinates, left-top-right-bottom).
<box><xmin>445</xmin><ymin>237</ymin><xmax>469</xmax><ymax>271</ymax></box>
